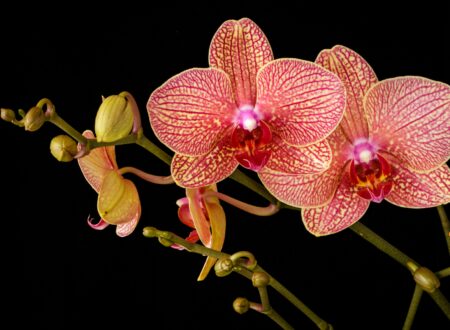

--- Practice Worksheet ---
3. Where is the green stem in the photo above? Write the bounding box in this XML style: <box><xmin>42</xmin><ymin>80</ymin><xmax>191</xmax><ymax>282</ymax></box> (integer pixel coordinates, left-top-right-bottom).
<box><xmin>436</xmin><ymin>205</ymin><xmax>450</xmax><ymax>256</ymax></box>
<box><xmin>142</xmin><ymin>226</ymin><xmax>332</xmax><ymax>329</ymax></box>
<box><xmin>428</xmin><ymin>289</ymin><xmax>450</xmax><ymax>320</ymax></box>
<box><xmin>402</xmin><ymin>285</ymin><xmax>423</xmax><ymax>330</ymax></box>
<box><xmin>260</xmin><ymin>305</ymin><xmax>294</xmax><ymax>330</ymax></box>
<box><xmin>349</xmin><ymin>222</ymin><xmax>417</xmax><ymax>268</ymax></box>
<box><xmin>48</xmin><ymin>113</ymin><xmax>87</xmax><ymax>143</ymax></box>
<box><xmin>229</xmin><ymin>169</ymin><xmax>278</xmax><ymax>204</ymax></box>
<box><xmin>436</xmin><ymin>267</ymin><xmax>450</xmax><ymax>279</ymax></box>
<box><xmin>136</xmin><ymin>135</ymin><xmax>172</xmax><ymax>166</ymax></box>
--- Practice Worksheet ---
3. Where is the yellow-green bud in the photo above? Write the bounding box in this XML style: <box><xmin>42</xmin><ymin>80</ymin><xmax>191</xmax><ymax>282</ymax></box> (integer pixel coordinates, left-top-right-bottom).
<box><xmin>413</xmin><ymin>267</ymin><xmax>440</xmax><ymax>293</ymax></box>
<box><xmin>214</xmin><ymin>257</ymin><xmax>234</xmax><ymax>277</ymax></box>
<box><xmin>252</xmin><ymin>271</ymin><xmax>270</xmax><ymax>288</ymax></box>
<box><xmin>50</xmin><ymin>135</ymin><xmax>78</xmax><ymax>162</ymax></box>
<box><xmin>94</xmin><ymin>94</ymin><xmax>133</xmax><ymax>142</ymax></box>
<box><xmin>1</xmin><ymin>108</ymin><xmax>16</xmax><ymax>122</ymax></box>
<box><xmin>24</xmin><ymin>107</ymin><xmax>46</xmax><ymax>131</ymax></box>
<box><xmin>233</xmin><ymin>297</ymin><xmax>250</xmax><ymax>314</ymax></box>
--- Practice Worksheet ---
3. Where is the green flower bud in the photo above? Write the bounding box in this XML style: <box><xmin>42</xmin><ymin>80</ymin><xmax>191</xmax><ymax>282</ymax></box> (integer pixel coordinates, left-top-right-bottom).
<box><xmin>24</xmin><ymin>107</ymin><xmax>46</xmax><ymax>131</ymax></box>
<box><xmin>1</xmin><ymin>108</ymin><xmax>16</xmax><ymax>122</ymax></box>
<box><xmin>50</xmin><ymin>135</ymin><xmax>78</xmax><ymax>162</ymax></box>
<box><xmin>94</xmin><ymin>94</ymin><xmax>133</xmax><ymax>142</ymax></box>
<box><xmin>233</xmin><ymin>297</ymin><xmax>250</xmax><ymax>314</ymax></box>
<box><xmin>252</xmin><ymin>271</ymin><xmax>270</xmax><ymax>288</ymax></box>
<box><xmin>214</xmin><ymin>257</ymin><xmax>234</xmax><ymax>277</ymax></box>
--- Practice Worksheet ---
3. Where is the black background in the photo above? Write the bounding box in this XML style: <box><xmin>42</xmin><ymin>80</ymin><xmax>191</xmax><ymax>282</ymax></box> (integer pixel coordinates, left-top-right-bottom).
<box><xmin>2</xmin><ymin>3</ymin><xmax>449</xmax><ymax>329</ymax></box>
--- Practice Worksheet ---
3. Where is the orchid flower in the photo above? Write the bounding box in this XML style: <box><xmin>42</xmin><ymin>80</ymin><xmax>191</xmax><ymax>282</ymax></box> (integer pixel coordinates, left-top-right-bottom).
<box><xmin>147</xmin><ymin>18</ymin><xmax>345</xmax><ymax>188</ymax></box>
<box><xmin>78</xmin><ymin>130</ymin><xmax>173</xmax><ymax>237</ymax></box>
<box><xmin>260</xmin><ymin>45</ymin><xmax>450</xmax><ymax>236</ymax></box>
<box><xmin>175</xmin><ymin>185</ymin><xmax>226</xmax><ymax>281</ymax></box>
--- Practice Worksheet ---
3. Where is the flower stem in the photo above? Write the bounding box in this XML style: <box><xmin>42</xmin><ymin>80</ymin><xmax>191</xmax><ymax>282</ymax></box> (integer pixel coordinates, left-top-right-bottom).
<box><xmin>402</xmin><ymin>285</ymin><xmax>423</xmax><ymax>330</ymax></box>
<box><xmin>349</xmin><ymin>222</ymin><xmax>416</xmax><ymax>267</ymax></box>
<box><xmin>436</xmin><ymin>267</ymin><xmax>450</xmax><ymax>279</ymax></box>
<box><xmin>48</xmin><ymin>113</ymin><xmax>87</xmax><ymax>143</ymax></box>
<box><xmin>136</xmin><ymin>135</ymin><xmax>172</xmax><ymax>166</ymax></box>
<box><xmin>436</xmin><ymin>205</ymin><xmax>450</xmax><ymax>255</ymax></box>
<box><xmin>429</xmin><ymin>289</ymin><xmax>450</xmax><ymax>319</ymax></box>
<box><xmin>142</xmin><ymin>226</ymin><xmax>332</xmax><ymax>329</ymax></box>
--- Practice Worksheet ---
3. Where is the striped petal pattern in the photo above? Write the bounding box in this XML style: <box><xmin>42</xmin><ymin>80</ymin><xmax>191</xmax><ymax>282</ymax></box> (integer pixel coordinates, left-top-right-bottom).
<box><xmin>148</xmin><ymin>68</ymin><xmax>236</xmax><ymax>156</ymax></box>
<box><xmin>209</xmin><ymin>18</ymin><xmax>273</xmax><ymax>107</ymax></box>
<box><xmin>365</xmin><ymin>77</ymin><xmax>450</xmax><ymax>172</ymax></box>
<box><xmin>301</xmin><ymin>174</ymin><xmax>370</xmax><ymax>236</ymax></box>
<box><xmin>386</xmin><ymin>163</ymin><xmax>450</xmax><ymax>208</ymax></box>
<box><xmin>257</xmin><ymin>59</ymin><xmax>346</xmax><ymax>146</ymax></box>
<box><xmin>316</xmin><ymin>45</ymin><xmax>378</xmax><ymax>141</ymax></box>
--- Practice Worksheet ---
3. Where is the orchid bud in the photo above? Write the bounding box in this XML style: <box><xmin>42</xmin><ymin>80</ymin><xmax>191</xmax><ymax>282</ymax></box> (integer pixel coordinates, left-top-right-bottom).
<box><xmin>252</xmin><ymin>271</ymin><xmax>270</xmax><ymax>288</ymax></box>
<box><xmin>233</xmin><ymin>297</ymin><xmax>250</xmax><ymax>314</ymax></box>
<box><xmin>214</xmin><ymin>257</ymin><xmax>234</xmax><ymax>277</ymax></box>
<box><xmin>24</xmin><ymin>106</ymin><xmax>46</xmax><ymax>131</ymax></box>
<box><xmin>1</xmin><ymin>108</ymin><xmax>16</xmax><ymax>122</ymax></box>
<box><xmin>94</xmin><ymin>94</ymin><xmax>133</xmax><ymax>142</ymax></box>
<box><xmin>50</xmin><ymin>135</ymin><xmax>78</xmax><ymax>162</ymax></box>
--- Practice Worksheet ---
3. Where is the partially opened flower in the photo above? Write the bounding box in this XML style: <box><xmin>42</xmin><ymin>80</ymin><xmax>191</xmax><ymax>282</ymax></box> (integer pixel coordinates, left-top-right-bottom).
<box><xmin>78</xmin><ymin>130</ymin><xmax>141</xmax><ymax>237</ymax></box>
<box><xmin>175</xmin><ymin>185</ymin><xmax>226</xmax><ymax>281</ymax></box>
<box><xmin>78</xmin><ymin>131</ymin><xmax>173</xmax><ymax>237</ymax></box>
<box><xmin>260</xmin><ymin>45</ymin><xmax>450</xmax><ymax>236</ymax></box>
<box><xmin>147</xmin><ymin>18</ymin><xmax>345</xmax><ymax>188</ymax></box>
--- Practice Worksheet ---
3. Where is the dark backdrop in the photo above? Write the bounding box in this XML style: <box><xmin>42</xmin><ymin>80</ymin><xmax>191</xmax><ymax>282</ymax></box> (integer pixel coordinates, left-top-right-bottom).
<box><xmin>2</xmin><ymin>3</ymin><xmax>449</xmax><ymax>329</ymax></box>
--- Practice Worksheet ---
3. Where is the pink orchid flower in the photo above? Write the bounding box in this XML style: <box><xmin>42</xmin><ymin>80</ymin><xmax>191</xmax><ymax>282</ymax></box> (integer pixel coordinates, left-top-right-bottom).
<box><xmin>175</xmin><ymin>185</ymin><xmax>226</xmax><ymax>281</ymax></box>
<box><xmin>78</xmin><ymin>131</ymin><xmax>173</xmax><ymax>237</ymax></box>
<box><xmin>147</xmin><ymin>18</ymin><xmax>345</xmax><ymax>188</ymax></box>
<box><xmin>260</xmin><ymin>45</ymin><xmax>450</xmax><ymax>236</ymax></box>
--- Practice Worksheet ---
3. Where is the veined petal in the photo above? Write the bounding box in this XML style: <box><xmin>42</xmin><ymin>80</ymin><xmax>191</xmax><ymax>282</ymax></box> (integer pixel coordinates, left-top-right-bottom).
<box><xmin>147</xmin><ymin>68</ymin><xmax>236</xmax><ymax>156</ymax></box>
<box><xmin>365</xmin><ymin>77</ymin><xmax>450</xmax><ymax>172</ymax></box>
<box><xmin>116</xmin><ymin>214</ymin><xmax>140</xmax><ymax>237</ymax></box>
<box><xmin>77</xmin><ymin>130</ymin><xmax>117</xmax><ymax>192</ymax></box>
<box><xmin>98</xmin><ymin>171</ymin><xmax>141</xmax><ymax>225</ymax></box>
<box><xmin>198</xmin><ymin>185</ymin><xmax>226</xmax><ymax>281</ymax></box>
<box><xmin>171</xmin><ymin>140</ymin><xmax>238</xmax><ymax>188</ymax></box>
<box><xmin>316</xmin><ymin>45</ymin><xmax>377</xmax><ymax>141</ymax></box>
<box><xmin>386</xmin><ymin>163</ymin><xmax>450</xmax><ymax>208</ymax></box>
<box><xmin>209</xmin><ymin>18</ymin><xmax>273</xmax><ymax>107</ymax></box>
<box><xmin>259</xmin><ymin>159</ymin><xmax>344</xmax><ymax>208</ymax></box>
<box><xmin>264</xmin><ymin>135</ymin><xmax>332</xmax><ymax>175</ymax></box>
<box><xmin>257</xmin><ymin>59</ymin><xmax>345</xmax><ymax>146</ymax></box>
<box><xmin>301</xmin><ymin>174</ymin><xmax>370</xmax><ymax>236</ymax></box>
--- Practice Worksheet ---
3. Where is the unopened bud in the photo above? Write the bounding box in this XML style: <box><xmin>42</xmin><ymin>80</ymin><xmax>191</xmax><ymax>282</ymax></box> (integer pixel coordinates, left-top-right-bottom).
<box><xmin>50</xmin><ymin>135</ymin><xmax>78</xmax><ymax>162</ymax></box>
<box><xmin>252</xmin><ymin>271</ymin><xmax>270</xmax><ymax>288</ymax></box>
<box><xmin>214</xmin><ymin>257</ymin><xmax>234</xmax><ymax>277</ymax></box>
<box><xmin>24</xmin><ymin>107</ymin><xmax>46</xmax><ymax>131</ymax></box>
<box><xmin>233</xmin><ymin>297</ymin><xmax>250</xmax><ymax>314</ymax></box>
<box><xmin>95</xmin><ymin>94</ymin><xmax>133</xmax><ymax>142</ymax></box>
<box><xmin>1</xmin><ymin>108</ymin><xmax>16</xmax><ymax>122</ymax></box>
<box><xmin>413</xmin><ymin>267</ymin><xmax>440</xmax><ymax>293</ymax></box>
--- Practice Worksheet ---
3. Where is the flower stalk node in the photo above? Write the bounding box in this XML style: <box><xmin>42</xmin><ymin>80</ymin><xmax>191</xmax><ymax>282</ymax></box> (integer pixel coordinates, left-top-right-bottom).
<box><xmin>407</xmin><ymin>262</ymin><xmax>440</xmax><ymax>293</ymax></box>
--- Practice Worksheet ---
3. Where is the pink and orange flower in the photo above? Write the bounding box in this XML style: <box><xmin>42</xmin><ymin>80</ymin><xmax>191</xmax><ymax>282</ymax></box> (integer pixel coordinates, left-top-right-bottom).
<box><xmin>147</xmin><ymin>18</ymin><xmax>346</xmax><ymax>188</ymax></box>
<box><xmin>260</xmin><ymin>45</ymin><xmax>450</xmax><ymax>236</ymax></box>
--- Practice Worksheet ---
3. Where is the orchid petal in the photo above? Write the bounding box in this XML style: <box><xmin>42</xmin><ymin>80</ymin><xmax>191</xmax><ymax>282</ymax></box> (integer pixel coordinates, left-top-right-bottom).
<box><xmin>365</xmin><ymin>77</ymin><xmax>450</xmax><ymax>172</ymax></box>
<box><xmin>264</xmin><ymin>135</ymin><xmax>332</xmax><ymax>175</ymax></box>
<box><xmin>97</xmin><ymin>171</ymin><xmax>141</xmax><ymax>225</ymax></box>
<box><xmin>260</xmin><ymin>160</ymin><xmax>344</xmax><ymax>208</ymax></box>
<box><xmin>87</xmin><ymin>216</ymin><xmax>109</xmax><ymax>230</ymax></box>
<box><xmin>116</xmin><ymin>214</ymin><xmax>140</xmax><ymax>238</ymax></box>
<box><xmin>257</xmin><ymin>59</ymin><xmax>345</xmax><ymax>146</ymax></box>
<box><xmin>316</xmin><ymin>45</ymin><xmax>378</xmax><ymax>141</ymax></box>
<box><xmin>198</xmin><ymin>185</ymin><xmax>226</xmax><ymax>281</ymax></box>
<box><xmin>77</xmin><ymin>130</ymin><xmax>117</xmax><ymax>192</ymax></box>
<box><xmin>260</xmin><ymin>128</ymin><xmax>350</xmax><ymax>207</ymax></box>
<box><xmin>171</xmin><ymin>140</ymin><xmax>238</xmax><ymax>188</ymax></box>
<box><xmin>147</xmin><ymin>68</ymin><xmax>236</xmax><ymax>156</ymax></box>
<box><xmin>186</xmin><ymin>188</ymin><xmax>211</xmax><ymax>247</ymax></box>
<box><xmin>301</xmin><ymin>174</ymin><xmax>370</xmax><ymax>236</ymax></box>
<box><xmin>386</xmin><ymin>163</ymin><xmax>450</xmax><ymax>208</ymax></box>
<box><xmin>209</xmin><ymin>18</ymin><xmax>273</xmax><ymax>107</ymax></box>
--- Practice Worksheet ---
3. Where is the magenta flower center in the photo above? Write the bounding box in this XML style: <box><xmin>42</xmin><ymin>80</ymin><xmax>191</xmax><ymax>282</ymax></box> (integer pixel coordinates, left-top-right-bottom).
<box><xmin>349</xmin><ymin>139</ymin><xmax>393</xmax><ymax>203</ymax></box>
<box><xmin>231</xmin><ymin>109</ymin><xmax>272</xmax><ymax>171</ymax></box>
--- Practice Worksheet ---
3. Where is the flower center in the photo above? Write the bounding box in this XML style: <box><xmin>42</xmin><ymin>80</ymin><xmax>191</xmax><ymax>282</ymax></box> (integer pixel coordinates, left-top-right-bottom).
<box><xmin>349</xmin><ymin>140</ymin><xmax>393</xmax><ymax>203</ymax></box>
<box><xmin>231</xmin><ymin>110</ymin><xmax>272</xmax><ymax>171</ymax></box>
